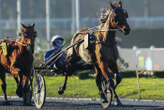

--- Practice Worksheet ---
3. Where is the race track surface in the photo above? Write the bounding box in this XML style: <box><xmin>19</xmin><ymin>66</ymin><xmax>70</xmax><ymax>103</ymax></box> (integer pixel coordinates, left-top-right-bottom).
<box><xmin>0</xmin><ymin>97</ymin><xmax>164</xmax><ymax>110</ymax></box>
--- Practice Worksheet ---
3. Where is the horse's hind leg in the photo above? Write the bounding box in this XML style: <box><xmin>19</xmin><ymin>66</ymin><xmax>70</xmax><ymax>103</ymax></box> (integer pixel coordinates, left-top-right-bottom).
<box><xmin>0</xmin><ymin>73</ymin><xmax>8</xmax><ymax>104</ymax></box>
<box><xmin>22</xmin><ymin>76</ymin><xmax>32</xmax><ymax>105</ymax></box>
<box><xmin>108</xmin><ymin>61</ymin><xmax>122</xmax><ymax>89</ymax></box>
<box><xmin>58</xmin><ymin>73</ymin><xmax>68</xmax><ymax>95</ymax></box>
<box><xmin>10</xmin><ymin>66</ymin><xmax>23</xmax><ymax>97</ymax></box>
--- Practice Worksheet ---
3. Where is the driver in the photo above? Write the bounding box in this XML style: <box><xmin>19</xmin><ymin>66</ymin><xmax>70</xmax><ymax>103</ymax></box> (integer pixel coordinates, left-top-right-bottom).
<box><xmin>44</xmin><ymin>35</ymin><xmax>66</xmax><ymax>69</ymax></box>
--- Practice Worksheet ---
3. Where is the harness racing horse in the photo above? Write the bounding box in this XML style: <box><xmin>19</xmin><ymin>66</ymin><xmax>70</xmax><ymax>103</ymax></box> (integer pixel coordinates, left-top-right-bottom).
<box><xmin>58</xmin><ymin>1</ymin><xmax>130</xmax><ymax>108</ymax></box>
<box><xmin>0</xmin><ymin>24</ymin><xmax>37</xmax><ymax>105</ymax></box>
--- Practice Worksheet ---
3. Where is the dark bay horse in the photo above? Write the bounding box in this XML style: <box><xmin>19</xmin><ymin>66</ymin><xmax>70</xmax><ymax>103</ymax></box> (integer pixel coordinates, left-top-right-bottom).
<box><xmin>58</xmin><ymin>1</ymin><xmax>130</xmax><ymax>106</ymax></box>
<box><xmin>0</xmin><ymin>24</ymin><xmax>37</xmax><ymax>104</ymax></box>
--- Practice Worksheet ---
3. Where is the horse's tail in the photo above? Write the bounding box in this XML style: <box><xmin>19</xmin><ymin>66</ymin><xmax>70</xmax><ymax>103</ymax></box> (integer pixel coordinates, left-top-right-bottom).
<box><xmin>66</xmin><ymin>29</ymin><xmax>87</xmax><ymax>66</ymax></box>
<box><xmin>66</xmin><ymin>32</ymin><xmax>78</xmax><ymax>63</ymax></box>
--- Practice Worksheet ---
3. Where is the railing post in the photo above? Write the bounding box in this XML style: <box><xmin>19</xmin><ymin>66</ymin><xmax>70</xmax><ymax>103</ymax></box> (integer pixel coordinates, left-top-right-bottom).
<box><xmin>136</xmin><ymin>65</ymin><xmax>141</xmax><ymax>99</ymax></box>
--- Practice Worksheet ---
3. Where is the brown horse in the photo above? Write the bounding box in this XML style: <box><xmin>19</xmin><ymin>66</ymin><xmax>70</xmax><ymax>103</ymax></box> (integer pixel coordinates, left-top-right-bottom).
<box><xmin>0</xmin><ymin>24</ymin><xmax>37</xmax><ymax>104</ymax></box>
<box><xmin>58</xmin><ymin>1</ymin><xmax>130</xmax><ymax>106</ymax></box>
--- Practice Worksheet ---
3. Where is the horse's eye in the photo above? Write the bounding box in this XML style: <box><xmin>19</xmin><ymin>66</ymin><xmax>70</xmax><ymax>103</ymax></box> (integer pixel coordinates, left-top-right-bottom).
<box><xmin>114</xmin><ymin>16</ymin><xmax>119</xmax><ymax>23</ymax></box>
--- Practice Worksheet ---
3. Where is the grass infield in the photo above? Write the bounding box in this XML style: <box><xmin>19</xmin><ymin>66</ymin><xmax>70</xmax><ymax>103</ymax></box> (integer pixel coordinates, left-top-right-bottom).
<box><xmin>1</xmin><ymin>76</ymin><xmax>164</xmax><ymax>100</ymax></box>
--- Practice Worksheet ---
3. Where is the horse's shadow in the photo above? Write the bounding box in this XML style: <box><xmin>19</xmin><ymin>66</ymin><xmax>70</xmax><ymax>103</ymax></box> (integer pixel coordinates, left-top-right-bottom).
<box><xmin>0</xmin><ymin>100</ymin><xmax>33</xmax><ymax>106</ymax></box>
<box><xmin>0</xmin><ymin>100</ymin><xmax>164</xmax><ymax>110</ymax></box>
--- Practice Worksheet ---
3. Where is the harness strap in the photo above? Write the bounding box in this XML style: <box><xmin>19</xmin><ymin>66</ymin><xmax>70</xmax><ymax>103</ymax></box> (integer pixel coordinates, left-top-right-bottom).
<box><xmin>15</xmin><ymin>41</ymin><xmax>28</xmax><ymax>47</ymax></box>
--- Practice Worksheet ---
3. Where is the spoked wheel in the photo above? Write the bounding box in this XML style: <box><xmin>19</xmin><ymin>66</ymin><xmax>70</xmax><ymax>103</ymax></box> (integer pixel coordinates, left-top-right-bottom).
<box><xmin>33</xmin><ymin>73</ymin><xmax>46</xmax><ymax>109</ymax></box>
<box><xmin>100</xmin><ymin>77</ymin><xmax>112</xmax><ymax>109</ymax></box>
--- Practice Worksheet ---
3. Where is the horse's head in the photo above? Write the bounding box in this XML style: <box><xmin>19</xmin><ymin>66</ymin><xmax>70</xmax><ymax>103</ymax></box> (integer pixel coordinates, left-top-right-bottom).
<box><xmin>19</xmin><ymin>24</ymin><xmax>37</xmax><ymax>53</ymax></box>
<box><xmin>20</xmin><ymin>23</ymin><xmax>37</xmax><ymax>45</ymax></box>
<box><xmin>110</xmin><ymin>1</ymin><xmax>130</xmax><ymax>35</ymax></box>
<box><xmin>100</xmin><ymin>1</ymin><xmax>130</xmax><ymax>35</ymax></box>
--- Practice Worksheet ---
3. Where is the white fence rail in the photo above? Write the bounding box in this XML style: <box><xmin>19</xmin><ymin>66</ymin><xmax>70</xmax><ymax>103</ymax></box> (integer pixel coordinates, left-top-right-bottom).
<box><xmin>119</xmin><ymin>48</ymin><xmax>164</xmax><ymax>70</ymax></box>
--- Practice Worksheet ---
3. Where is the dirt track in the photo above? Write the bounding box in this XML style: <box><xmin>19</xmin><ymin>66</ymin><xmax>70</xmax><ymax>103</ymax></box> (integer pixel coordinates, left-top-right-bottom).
<box><xmin>0</xmin><ymin>97</ymin><xmax>164</xmax><ymax>110</ymax></box>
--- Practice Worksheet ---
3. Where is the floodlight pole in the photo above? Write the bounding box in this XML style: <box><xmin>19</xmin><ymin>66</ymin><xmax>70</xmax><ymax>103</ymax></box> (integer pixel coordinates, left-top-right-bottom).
<box><xmin>46</xmin><ymin>0</ymin><xmax>50</xmax><ymax>49</ymax></box>
<box><xmin>75</xmin><ymin>0</ymin><xmax>80</xmax><ymax>31</ymax></box>
<box><xmin>144</xmin><ymin>0</ymin><xmax>149</xmax><ymax>17</ymax></box>
<box><xmin>71</xmin><ymin>0</ymin><xmax>76</xmax><ymax>34</ymax></box>
<box><xmin>0</xmin><ymin>0</ymin><xmax>2</xmax><ymax>38</ymax></box>
<box><xmin>17</xmin><ymin>0</ymin><xmax>21</xmax><ymax>35</ymax></box>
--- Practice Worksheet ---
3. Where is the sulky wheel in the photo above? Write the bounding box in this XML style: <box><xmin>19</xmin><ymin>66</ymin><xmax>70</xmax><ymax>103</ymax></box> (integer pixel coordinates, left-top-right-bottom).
<box><xmin>33</xmin><ymin>73</ymin><xmax>46</xmax><ymax>109</ymax></box>
<box><xmin>100</xmin><ymin>77</ymin><xmax>112</xmax><ymax>109</ymax></box>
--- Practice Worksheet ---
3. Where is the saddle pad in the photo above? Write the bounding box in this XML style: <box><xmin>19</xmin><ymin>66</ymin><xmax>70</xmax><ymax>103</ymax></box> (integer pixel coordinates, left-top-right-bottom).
<box><xmin>0</xmin><ymin>42</ymin><xmax>7</xmax><ymax>56</ymax></box>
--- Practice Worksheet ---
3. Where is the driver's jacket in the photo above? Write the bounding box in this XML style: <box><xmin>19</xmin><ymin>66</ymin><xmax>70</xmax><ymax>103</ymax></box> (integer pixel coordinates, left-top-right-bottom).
<box><xmin>44</xmin><ymin>48</ymin><xmax>66</xmax><ymax>68</ymax></box>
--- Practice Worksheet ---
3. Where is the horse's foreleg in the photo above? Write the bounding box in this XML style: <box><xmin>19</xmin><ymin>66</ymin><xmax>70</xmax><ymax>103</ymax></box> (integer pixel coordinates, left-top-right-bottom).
<box><xmin>58</xmin><ymin>73</ymin><xmax>68</xmax><ymax>95</ymax></box>
<box><xmin>0</xmin><ymin>74</ymin><xmax>8</xmax><ymax>104</ymax></box>
<box><xmin>108</xmin><ymin>61</ymin><xmax>122</xmax><ymax>106</ymax></box>
<box><xmin>97</xmin><ymin>61</ymin><xmax>114</xmax><ymax>87</ymax></box>
<box><xmin>98</xmin><ymin>61</ymin><xmax>121</xmax><ymax>106</ymax></box>
<box><xmin>94</xmin><ymin>65</ymin><xmax>106</xmax><ymax>102</ymax></box>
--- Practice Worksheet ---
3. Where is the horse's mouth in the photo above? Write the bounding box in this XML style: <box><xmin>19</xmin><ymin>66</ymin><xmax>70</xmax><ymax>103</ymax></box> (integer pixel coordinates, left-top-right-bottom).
<box><xmin>119</xmin><ymin>25</ymin><xmax>130</xmax><ymax>35</ymax></box>
<box><xmin>120</xmin><ymin>27</ymin><xmax>130</xmax><ymax>35</ymax></box>
<box><xmin>124</xmin><ymin>30</ymin><xmax>130</xmax><ymax>35</ymax></box>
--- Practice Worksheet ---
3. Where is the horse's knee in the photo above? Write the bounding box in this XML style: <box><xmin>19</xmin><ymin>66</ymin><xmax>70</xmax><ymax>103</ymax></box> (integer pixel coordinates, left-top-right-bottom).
<box><xmin>10</xmin><ymin>67</ymin><xmax>20</xmax><ymax>77</ymax></box>
<box><xmin>107</xmin><ymin>79</ymin><xmax>114</xmax><ymax>89</ymax></box>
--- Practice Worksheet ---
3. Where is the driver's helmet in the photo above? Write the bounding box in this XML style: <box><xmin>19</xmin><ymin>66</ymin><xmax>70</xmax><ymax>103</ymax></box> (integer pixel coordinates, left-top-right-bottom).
<box><xmin>51</xmin><ymin>35</ymin><xmax>64</xmax><ymax>48</ymax></box>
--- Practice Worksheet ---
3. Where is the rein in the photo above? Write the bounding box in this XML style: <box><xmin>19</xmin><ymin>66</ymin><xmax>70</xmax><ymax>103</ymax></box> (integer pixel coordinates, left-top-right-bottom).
<box><xmin>76</xmin><ymin>27</ymin><xmax>120</xmax><ymax>35</ymax></box>
<box><xmin>75</xmin><ymin>25</ymin><xmax>120</xmax><ymax>47</ymax></box>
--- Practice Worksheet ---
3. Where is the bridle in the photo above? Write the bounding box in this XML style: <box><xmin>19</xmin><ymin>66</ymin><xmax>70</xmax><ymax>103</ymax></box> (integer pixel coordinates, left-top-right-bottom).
<box><xmin>16</xmin><ymin>31</ymin><xmax>36</xmax><ymax>47</ymax></box>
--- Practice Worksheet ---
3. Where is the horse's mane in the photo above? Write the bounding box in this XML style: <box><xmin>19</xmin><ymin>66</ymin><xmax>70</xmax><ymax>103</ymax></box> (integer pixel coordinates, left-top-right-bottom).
<box><xmin>98</xmin><ymin>8</ymin><xmax>110</xmax><ymax>24</ymax></box>
<box><xmin>98</xmin><ymin>1</ymin><xmax>122</xmax><ymax>24</ymax></box>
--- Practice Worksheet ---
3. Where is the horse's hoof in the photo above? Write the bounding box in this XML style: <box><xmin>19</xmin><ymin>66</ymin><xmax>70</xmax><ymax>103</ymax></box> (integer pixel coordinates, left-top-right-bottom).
<box><xmin>16</xmin><ymin>89</ymin><xmax>23</xmax><ymax>97</ymax></box>
<box><xmin>100</xmin><ymin>92</ymin><xmax>107</xmax><ymax>103</ymax></box>
<box><xmin>23</xmin><ymin>103</ymin><xmax>32</xmax><ymax>106</ymax></box>
<box><xmin>114</xmin><ymin>100</ymin><xmax>122</xmax><ymax>106</ymax></box>
<box><xmin>58</xmin><ymin>87</ymin><xmax>64</xmax><ymax>95</ymax></box>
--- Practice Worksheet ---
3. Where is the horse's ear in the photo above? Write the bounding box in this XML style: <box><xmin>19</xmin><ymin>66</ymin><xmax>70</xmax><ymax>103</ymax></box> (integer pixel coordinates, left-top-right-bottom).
<box><xmin>21</xmin><ymin>24</ymin><xmax>27</xmax><ymax>32</ymax></box>
<box><xmin>31</xmin><ymin>23</ymin><xmax>35</xmax><ymax>27</ymax></box>
<box><xmin>118</xmin><ymin>1</ymin><xmax>122</xmax><ymax>8</ymax></box>
<box><xmin>110</xmin><ymin>3</ymin><xmax>115</xmax><ymax>10</ymax></box>
<box><xmin>21</xmin><ymin>24</ymin><xmax>26</xmax><ymax>29</ymax></box>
